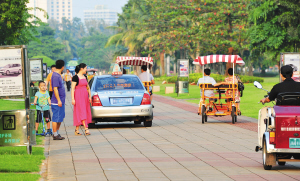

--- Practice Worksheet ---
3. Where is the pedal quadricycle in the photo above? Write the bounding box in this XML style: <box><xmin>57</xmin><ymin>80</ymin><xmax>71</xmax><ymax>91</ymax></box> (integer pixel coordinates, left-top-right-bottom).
<box><xmin>193</xmin><ymin>55</ymin><xmax>245</xmax><ymax>124</ymax></box>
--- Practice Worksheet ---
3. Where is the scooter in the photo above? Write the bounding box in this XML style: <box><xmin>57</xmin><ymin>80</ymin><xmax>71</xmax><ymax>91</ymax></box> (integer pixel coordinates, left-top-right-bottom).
<box><xmin>254</xmin><ymin>81</ymin><xmax>300</xmax><ymax>170</ymax></box>
<box><xmin>32</xmin><ymin>103</ymin><xmax>53</xmax><ymax>136</ymax></box>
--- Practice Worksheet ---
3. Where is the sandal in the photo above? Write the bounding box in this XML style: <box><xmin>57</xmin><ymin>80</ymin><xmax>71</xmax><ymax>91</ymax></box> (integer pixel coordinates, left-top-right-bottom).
<box><xmin>85</xmin><ymin>128</ymin><xmax>91</xmax><ymax>136</ymax></box>
<box><xmin>75</xmin><ymin>129</ymin><xmax>82</xmax><ymax>136</ymax></box>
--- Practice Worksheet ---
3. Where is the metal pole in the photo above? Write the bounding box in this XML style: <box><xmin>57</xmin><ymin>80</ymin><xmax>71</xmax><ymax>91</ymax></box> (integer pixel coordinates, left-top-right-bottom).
<box><xmin>177</xmin><ymin>60</ymin><xmax>179</xmax><ymax>97</ymax></box>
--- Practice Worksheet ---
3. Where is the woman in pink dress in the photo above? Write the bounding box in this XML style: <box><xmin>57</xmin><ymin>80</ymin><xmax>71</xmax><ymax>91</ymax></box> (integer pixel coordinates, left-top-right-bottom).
<box><xmin>71</xmin><ymin>63</ymin><xmax>92</xmax><ymax>135</ymax></box>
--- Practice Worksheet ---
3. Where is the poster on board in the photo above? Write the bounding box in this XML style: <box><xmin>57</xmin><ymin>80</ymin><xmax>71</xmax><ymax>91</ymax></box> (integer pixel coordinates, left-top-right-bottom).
<box><xmin>281</xmin><ymin>53</ymin><xmax>300</xmax><ymax>82</ymax></box>
<box><xmin>0</xmin><ymin>48</ymin><xmax>24</xmax><ymax>97</ymax></box>
<box><xmin>43</xmin><ymin>63</ymin><xmax>47</xmax><ymax>78</ymax></box>
<box><xmin>179</xmin><ymin>60</ymin><xmax>189</xmax><ymax>77</ymax></box>
<box><xmin>30</xmin><ymin>58</ymin><xmax>43</xmax><ymax>81</ymax></box>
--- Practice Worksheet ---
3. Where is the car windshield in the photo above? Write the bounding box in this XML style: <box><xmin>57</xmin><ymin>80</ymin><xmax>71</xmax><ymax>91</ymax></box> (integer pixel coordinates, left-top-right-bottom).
<box><xmin>3</xmin><ymin>64</ymin><xmax>11</xmax><ymax>68</ymax></box>
<box><xmin>94</xmin><ymin>76</ymin><xmax>144</xmax><ymax>91</ymax></box>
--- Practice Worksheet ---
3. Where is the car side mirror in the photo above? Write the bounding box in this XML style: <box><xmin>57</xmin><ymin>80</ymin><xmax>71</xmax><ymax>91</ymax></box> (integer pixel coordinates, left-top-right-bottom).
<box><xmin>253</xmin><ymin>81</ymin><xmax>263</xmax><ymax>89</ymax></box>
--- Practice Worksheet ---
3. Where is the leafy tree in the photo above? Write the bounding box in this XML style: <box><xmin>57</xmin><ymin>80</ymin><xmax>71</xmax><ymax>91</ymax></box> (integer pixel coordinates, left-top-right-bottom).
<box><xmin>0</xmin><ymin>0</ymin><xmax>44</xmax><ymax>45</ymax></box>
<box><xmin>248</xmin><ymin>0</ymin><xmax>300</xmax><ymax>61</ymax></box>
<box><xmin>27</xmin><ymin>24</ymin><xmax>65</xmax><ymax>61</ymax></box>
<box><xmin>78</xmin><ymin>32</ymin><xmax>121</xmax><ymax>70</ymax></box>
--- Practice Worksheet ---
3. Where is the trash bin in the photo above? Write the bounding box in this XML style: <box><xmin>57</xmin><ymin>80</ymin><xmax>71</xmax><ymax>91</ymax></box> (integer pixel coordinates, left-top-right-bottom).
<box><xmin>30</xmin><ymin>87</ymin><xmax>39</xmax><ymax>103</ymax></box>
<box><xmin>175</xmin><ymin>81</ymin><xmax>189</xmax><ymax>93</ymax></box>
<box><xmin>0</xmin><ymin>110</ymin><xmax>36</xmax><ymax>151</ymax></box>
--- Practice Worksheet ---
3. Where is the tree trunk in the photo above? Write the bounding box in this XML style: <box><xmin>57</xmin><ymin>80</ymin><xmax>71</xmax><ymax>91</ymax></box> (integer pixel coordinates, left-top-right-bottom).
<box><xmin>160</xmin><ymin>52</ymin><xmax>165</xmax><ymax>75</ymax></box>
<box><xmin>248</xmin><ymin>65</ymin><xmax>253</xmax><ymax>76</ymax></box>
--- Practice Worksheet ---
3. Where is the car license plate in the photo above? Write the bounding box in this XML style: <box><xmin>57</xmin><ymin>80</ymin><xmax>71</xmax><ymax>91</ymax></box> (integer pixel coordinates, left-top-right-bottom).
<box><xmin>111</xmin><ymin>98</ymin><xmax>132</xmax><ymax>105</ymax></box>
<box><xmin>289</xmin><ymin>138</ymin><xmax>300</xmax><ymax>148</ymax></box>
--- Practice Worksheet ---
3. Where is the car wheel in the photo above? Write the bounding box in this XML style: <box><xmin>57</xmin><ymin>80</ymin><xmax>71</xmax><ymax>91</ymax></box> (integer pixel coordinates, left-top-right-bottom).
<box><xmin>88</xmin><ymin>123</ymin><xmax>96</xmax><ymax>128</ymax></box>
<box><xmin>278</xmin><ymin>162</ymin><xmax>286</xmax><ymax>166</ymax></box>
<box><xmin>134</xmin><ymin>121</ymin><xmax>142</xmax><ymax>124</ymax></box>
<box><xmin>263</xmin><ymin>138</ymin><xmax>273</xmax><ymax>170</ymax></box>
<box><xmin>144</xmin><ymin>120</ymin><xmax>152</xmax><ymax>127</ymax></box>
<box><xmin>6</xmin><ymin>70</ymin><xmax>9</xmax><ymax>75</ymax></box>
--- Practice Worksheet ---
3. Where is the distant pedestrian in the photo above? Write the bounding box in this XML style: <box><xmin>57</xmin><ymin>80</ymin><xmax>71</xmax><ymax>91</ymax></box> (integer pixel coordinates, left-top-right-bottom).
<box><xmin>71</xmin><ymin>63</ymin><xmax>92</xmax><ymax>136</ymax></box>
<box><xmin>139</xmin><ymin>65</ymin><xmax>155</xmax><ymax>101</ymax></box>
<box><xmin>51</xmin><ymin>60</ymin><xmax>66</xmax><ymax>140</ymax></box>
<box><xmin>64</xmin><ymin>69</ymin><xmax>72</xmax><ymax>91</ymax></box>
<box><xmin>45</xmin><ymin>65</ymin><xmax>56</xmax><ymax>99</ymax></box>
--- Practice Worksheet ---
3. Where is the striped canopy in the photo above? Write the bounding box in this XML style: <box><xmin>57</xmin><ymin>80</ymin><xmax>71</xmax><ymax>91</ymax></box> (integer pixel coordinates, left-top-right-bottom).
<box><xmin>116</xmin><ymin>56</ymin><xmax>153</xmax><ymax>67</ymax></box>
<box><xmin>193</xmin><ymin>55</ymin><xmax>245</xmax><ymax>66</ymax></box>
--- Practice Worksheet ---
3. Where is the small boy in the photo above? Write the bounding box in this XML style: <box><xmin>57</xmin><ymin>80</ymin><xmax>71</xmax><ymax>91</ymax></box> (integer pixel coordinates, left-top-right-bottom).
<box><xmin>34</xmin><ymin>81</ymin><xmax>51</xmax><ymax>134</ymax></box>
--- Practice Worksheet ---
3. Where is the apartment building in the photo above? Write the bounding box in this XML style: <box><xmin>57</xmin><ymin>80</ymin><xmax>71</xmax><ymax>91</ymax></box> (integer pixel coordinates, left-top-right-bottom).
<box><xmin>47</xmin><ymin>0</ymin><xmax>73</xmax><ymax>23</ymax></box>
<box><xmin>83</xmin><ymin>5</ymin><xmax>118</xmax><ymax>25</ymax></box>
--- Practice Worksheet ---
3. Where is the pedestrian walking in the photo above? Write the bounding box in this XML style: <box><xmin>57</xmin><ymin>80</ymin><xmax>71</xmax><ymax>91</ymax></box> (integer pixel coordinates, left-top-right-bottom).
<box><xmin>45</xmin><ymin>65</ymin><xmax>56</xmax><ymax>99</ymax></box>
<box><xmin>71</xmin><ymin>63</ymin><xmax>92</xmax><ymax>136</ymax></box>
<box><xmin>64</xmin><ymin>69</ymin><xmax>72</xmax><ymax>91</ymax></box>
<box><xmin>51</xmin><ymin>60</ymin><xmax>66</xmax><ymax>140</ymax></box>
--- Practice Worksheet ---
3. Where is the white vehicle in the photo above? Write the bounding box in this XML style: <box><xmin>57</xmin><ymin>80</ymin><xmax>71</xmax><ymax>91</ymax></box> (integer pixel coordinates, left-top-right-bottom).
<box><xmin>0</xmin><ymin>64</ymin><xmax>22</xmax><ymax>75</ymax></box>
<box><xmin>31</xmin><ymin>67</ymin><xmax>40</xmax><ymax>73</ymax></box>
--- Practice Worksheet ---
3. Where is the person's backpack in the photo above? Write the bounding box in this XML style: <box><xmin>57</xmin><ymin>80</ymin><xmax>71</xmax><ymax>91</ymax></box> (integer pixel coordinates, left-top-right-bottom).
<box><xmin>236</xmin><ymin>76</ymin><xmax>244</xmax><ymax>97</ymax></box>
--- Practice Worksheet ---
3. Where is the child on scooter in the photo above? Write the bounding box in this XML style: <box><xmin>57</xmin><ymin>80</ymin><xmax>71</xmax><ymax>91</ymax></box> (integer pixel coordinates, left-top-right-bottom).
<box><xmin>34</xmin><ymin>81</ymin><xmax>52</xmax><ymax>134</ymax></box>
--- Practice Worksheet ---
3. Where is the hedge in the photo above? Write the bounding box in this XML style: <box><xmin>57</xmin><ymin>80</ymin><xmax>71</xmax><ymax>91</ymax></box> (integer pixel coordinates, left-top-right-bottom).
<box><xmin>156</xmin><ymin>73</ymin><xmax>264</xmax><ymax>84</ymax></box>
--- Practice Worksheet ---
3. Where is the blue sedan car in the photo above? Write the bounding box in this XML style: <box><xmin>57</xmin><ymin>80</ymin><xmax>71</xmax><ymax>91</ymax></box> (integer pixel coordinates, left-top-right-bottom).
<box><xmin>88</xmin><ymin>74</ymin><xmax>153</xmax><ymax>127</ymax></box>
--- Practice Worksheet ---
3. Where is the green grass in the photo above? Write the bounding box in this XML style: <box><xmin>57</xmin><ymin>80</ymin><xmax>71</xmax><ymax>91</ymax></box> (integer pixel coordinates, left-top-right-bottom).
<box><xmin>154</xmin><ymin>77</ymin><xmax>279</xmax><ymax>119</ymax></box>
<box><xmin>0</xmin><ymin>173</ymin><xmax>40</xmax><ymax>181</ymax></box>
<box><xmin>0</xmin><ymin>147</ymin><xmax>45</xmax><ymax>172</ymax></box>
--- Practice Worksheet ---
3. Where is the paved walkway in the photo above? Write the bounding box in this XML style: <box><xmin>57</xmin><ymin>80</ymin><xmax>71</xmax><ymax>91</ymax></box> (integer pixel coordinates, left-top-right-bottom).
<box><xmin>44</xmin><ymin>94</ymin><xmax>300</xmax><ymax>181</ymax></box>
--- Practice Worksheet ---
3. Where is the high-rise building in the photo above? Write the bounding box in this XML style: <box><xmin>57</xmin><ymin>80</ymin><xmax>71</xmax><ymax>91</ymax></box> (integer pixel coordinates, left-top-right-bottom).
<box><xmin>47</xmin><ymin>0</ymin><xmax>73</xmax><ymax>23</ymax></box>
<box><xmin>27</xmin><ymin>0</ymin><xmax>48</xmax><ymax>23</ymax></box>
<box><xmin>84</xmin><ymin>5</ymin><xmax>118</xmax><ymax>25</ymax></box>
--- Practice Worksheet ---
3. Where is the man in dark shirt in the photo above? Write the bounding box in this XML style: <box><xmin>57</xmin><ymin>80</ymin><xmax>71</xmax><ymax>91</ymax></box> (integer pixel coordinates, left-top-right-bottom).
<box><xmin>261</xmin><ymin>65</ymin><xmax>300</xmax><ymax>104</ymax></box>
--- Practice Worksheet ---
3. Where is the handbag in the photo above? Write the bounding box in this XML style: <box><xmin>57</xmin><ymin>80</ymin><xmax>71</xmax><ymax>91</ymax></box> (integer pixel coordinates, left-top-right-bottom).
<box><xmin>236</xmin><ymin>76</ymin><xmax>244</xmax><ymax>97</ymax></box>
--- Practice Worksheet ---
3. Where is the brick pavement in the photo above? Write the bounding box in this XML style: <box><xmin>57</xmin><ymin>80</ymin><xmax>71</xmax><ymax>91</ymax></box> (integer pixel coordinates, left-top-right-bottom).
<box><xmin>43</xmin><ymin>94</ymin><xmax>300</xmax><ymax>181</ymax></box>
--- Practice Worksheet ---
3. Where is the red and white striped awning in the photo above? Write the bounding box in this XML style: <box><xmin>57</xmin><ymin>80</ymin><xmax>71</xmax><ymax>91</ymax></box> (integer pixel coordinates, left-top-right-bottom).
<box><xmin>193</xmin><ymin>55</ymin><xmax>245</xmax><ymax>66</ymax></box>
<box><xmin>116</xmin><ymin>56</ymin><xmax>153</xmax><ymax>67</ymax></box>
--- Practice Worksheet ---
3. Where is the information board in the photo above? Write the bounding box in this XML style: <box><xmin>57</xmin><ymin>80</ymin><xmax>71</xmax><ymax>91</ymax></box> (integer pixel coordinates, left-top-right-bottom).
<box><xmin>179</xmin><ymin>60</ymin><xmax>189</xmax><ymax>77</ymax></box>
<box><xmin>30</xmin><ymin>58</ymin><xmax>43</xmax><ymax>81</ymax></box>
<box><xmin>0</xmin><ymin>48</ymin><xmax>24</xmax><ymax>97</ymax></box>
<box><xmin>281</xmin><ymin>53</ymin><xmax>300</xmax><ymax>82</ymax></box>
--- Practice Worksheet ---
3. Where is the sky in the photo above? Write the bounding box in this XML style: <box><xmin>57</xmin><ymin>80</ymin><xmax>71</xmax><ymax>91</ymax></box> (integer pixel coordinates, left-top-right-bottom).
<box><xmin>72</xmin><ymin>0</ymin><xmax>129</xmax><ymax>21</ymax></box>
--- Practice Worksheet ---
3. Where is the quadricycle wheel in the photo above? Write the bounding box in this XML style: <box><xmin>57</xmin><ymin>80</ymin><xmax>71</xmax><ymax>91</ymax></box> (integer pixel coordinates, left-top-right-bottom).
<box><xmin>231</xmin><ymin>106</ymin><xmax>237</xmax><ymax>124</ymax></box>
<box><xmin>201</xmin><ymin>105</ymin><xmax>207</xmax><ymax>124</ymax></box>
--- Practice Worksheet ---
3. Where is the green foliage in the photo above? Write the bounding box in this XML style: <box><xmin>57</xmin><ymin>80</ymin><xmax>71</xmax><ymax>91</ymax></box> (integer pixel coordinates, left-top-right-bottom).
<box><xmin>248</xmin><ymin>0</ymin><xmax>300</xmax><ymax>60</ymax></box>
<box><xmin>78</xmin><ymin>32</ymin><xmax>122</xmax><ymax>70</ymax></box>
<box><xmin>31</xmin><ymin>55</ymin><xmax>55</xmax><ymax>67</ymax></box>
<box><xmin>27</xmin><ymin>24</ymin><xmax>65</xmax><ymax>61</ymax></box>
<box><xmin>0</xmin><ymin>0</ymin><xmax>44</xmax><ymax>45</ymax></box>
<box><xmin>159</xmin><ymin>73</ymin><xmax>263</xmax><ymax>83</ymax></box>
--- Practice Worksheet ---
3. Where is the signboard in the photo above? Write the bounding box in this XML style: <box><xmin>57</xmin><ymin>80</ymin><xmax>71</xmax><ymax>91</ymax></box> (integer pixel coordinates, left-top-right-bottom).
<box><xmin>30</xmin><ymin>58</ymin><xmax>43</xmax><ymax>81</ymax></box>
<box><xmin>0</xmin><ymin>47</ymin><xmax>24</xmax><ymax>97</ymax></box>
<box><xmin>281</xmin><ymin>53</ymin><xmax>300</xmax><ymax>82</ymax></box>
<box><xmin>42</xmin><ymin>63</ymin><xmax>47</xmax><ymax>78</ymax></box>
<box><xmin>177</xmin><ymin>59</ymin><xmax>189</xmax><ymax>95</ymax></box>
<box><xmin>179</xmin><ymin>60</ymin><xmax>189</xmax><ymax>77</ymax></box>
